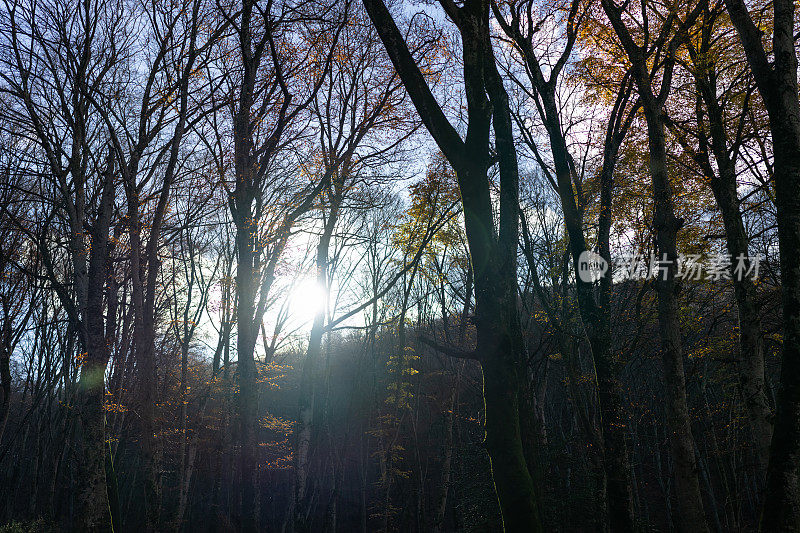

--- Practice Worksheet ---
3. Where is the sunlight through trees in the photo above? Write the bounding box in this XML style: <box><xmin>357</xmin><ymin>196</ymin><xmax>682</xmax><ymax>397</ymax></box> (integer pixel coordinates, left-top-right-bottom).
<box><xmin>0</xmin><ymin>0</ymin><xmax>798</xmax><ymax>530</ymax></box>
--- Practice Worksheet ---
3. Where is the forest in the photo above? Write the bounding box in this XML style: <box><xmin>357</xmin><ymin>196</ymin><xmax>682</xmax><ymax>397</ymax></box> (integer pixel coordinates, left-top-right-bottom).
<box><xmin>0</xmin><ymin>0</ymin><xmax>799</xmax><ymax>531</ymax></box>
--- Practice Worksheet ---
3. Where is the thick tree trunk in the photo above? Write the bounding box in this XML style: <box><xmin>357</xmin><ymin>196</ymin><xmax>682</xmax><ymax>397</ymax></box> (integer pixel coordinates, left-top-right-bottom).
<box><xmin>232</xmin><ymin>13</ymin><xmax>260</xmax><ymax>521</ymax></box>
<box><xmin>645</xmin><ymin>108</ymin><xmax>709</xmax><ymax>532</ymax></box>
<box><xmin>75</xmin><ymin>167</ymin><xmax>115</xmax><ymax>532</ymax></box>
<box><xmin>481</xmin><ymin>21</ymin><xmax>543</xmax><ymax>532</ymax></box>
<box><xmin>76</xmin><ymin>359</ymin><xmax>112</xmax><ymax>533</ymax></box>
<box><xmin>361</xmin><ymin>1</ymin><xmax>542</xmax><ymax>529</ymax></box>
<box><xmin>723</xmin><ymin>0</ymin><xmax>800</xmax><ymax>525</ymax></box>
<box><xmin>235</xmin><ymin>217</ymin><xmax>259</xmax><ymax>533</ymax></box>
<box><xmin>761</xmin><ymin>130</ymin><xmax>800</xmax><ymax>530</ymax></box>
<box><xmin>481</xmin><ymin>333</ymin><xmax>540</xmax><ymax>533</ymax></box>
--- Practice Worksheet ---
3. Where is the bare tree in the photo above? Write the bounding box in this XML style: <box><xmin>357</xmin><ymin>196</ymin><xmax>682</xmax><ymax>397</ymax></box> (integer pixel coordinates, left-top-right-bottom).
<box><xmin>209</xmin><ymin>0</ymin><xmax>346</xmax><ymax>528</ymax></box>
<box><xmin>0</xmin><ymin>0</ymin><xmax>124</xmax><ymax>527</ymax></box>
<box><xmin>362</xmin><ymin>0</ymin><xmax>542</xmax><ymax>529</ymax></box>
<box><xmin>292</xmin><ymin>5</ymin><xmax>415</xmax><ymax>527</ymax></box>
<box><xmin>492</xmin><ymin>2</ymin><xmax>641</xmax><ymax>527</ymax></box>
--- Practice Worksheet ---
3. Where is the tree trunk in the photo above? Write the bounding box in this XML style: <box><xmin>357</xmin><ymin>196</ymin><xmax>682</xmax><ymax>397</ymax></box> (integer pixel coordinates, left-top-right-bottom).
<box><xmin>294</xmin><ymin>241</ymin><xmax>330</xmax><ymax>530</ymax></box>
<box><xmin>526</xmin><ymin>60</ymin><xmax>636</xmax><ymax>532</ymax></box>
<box><xmin>361</xmin><ymin>1</ymin><xmax>542</xmax><ymax>529</ymax></box>
<box><xmin>235</xmin><ymin>217</ymin><xmax>259</xmax><ymax>533</ymax></box>
<box><xmin>693</xmin><ymin>67</ymin><xmax>772</xmax><ymax>472</ymax></box>
<box><xmin>75</xmin><ymin>164</ymin><xmax>116</xmax><ymax>532</ymax></box>
<box><xmin>432</xmin><ymin>365</ymin><xmax>461</xmax><ymax>533</ymax></box>
<box><xmin>708</xmin><ymin>170</ymin><xmax>772</xmax><ymax>472</ymax></box>
<box><xmin>126</xmin><ymin>197</ymin><xmax>160</xmax><ymax>530</ymax></box>
<box><xmin>76</xmin><ymin>361</ymin><xmax>112</xmax><ymax>533</ymax></box>
<box><xmin>176</xmin><ymin>335</ymin><xmax>192</xmax><ymax>529</ymax></box>
<box><xmin>0</xmin><ymin>331</ymin><xmax>10</xmax><ymax>443</ymax></box>
<box><xmin>645</xmin><ymin>108</ymin><xmax>709</xmax><ymax>532</ymax></box>
<box><xmin>761</xmin><ymin>128</ymin><xmax>800</xmax><ymax>530</ymax></box>
<box><xmin>481</xmin><ymin>338</ymin><xmax>540</xmax><ymax>532</ymax></box>
<box><xmin>723</xmin><ymin>0</ymin><xmax>800</xmax><ymax>526</ymax></box>
<box><xmin>232</xmin><ymin>10</ymin><xmax>260</xmax><ymax>520</ymax></box>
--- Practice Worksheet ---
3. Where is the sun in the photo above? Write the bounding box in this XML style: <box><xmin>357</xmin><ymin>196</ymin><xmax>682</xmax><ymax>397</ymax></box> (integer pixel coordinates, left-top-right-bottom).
<box><xmin>288</xmin><ymin>278</ymin><xmax>327</xmax><ymax>324</ymax></box>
